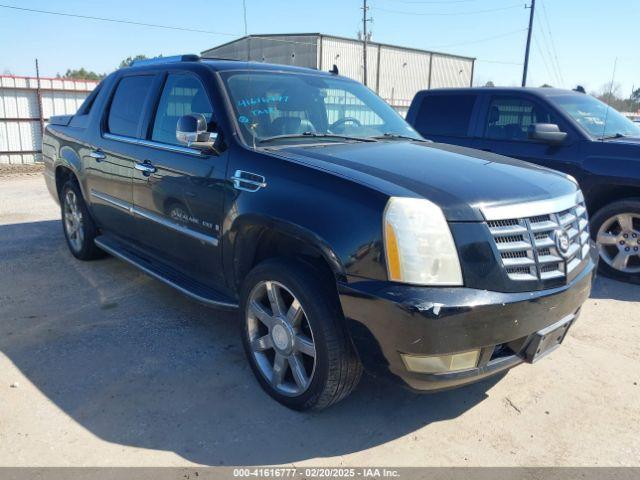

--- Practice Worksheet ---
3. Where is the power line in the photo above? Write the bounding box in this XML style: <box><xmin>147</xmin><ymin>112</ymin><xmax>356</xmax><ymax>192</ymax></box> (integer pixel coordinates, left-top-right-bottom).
<box><xmin>533</xmin><ymin>37</ymin><xmax>555</xmax><ymax>85</ymax></box>
<box><xmin>535</xmin><ymin>22</ymin><xmax>561</xmax><ymax>86</ymax></box>
<box><xmin>0</xmin><ymin>3</ymin><xmax>320</xmax><ymax>47</ymax></box>
<box><xmin>372</xmin><ymin>4</ymin><xmax>522</xmax><ymax>16</ymax></box>
<box><xmin>0</xmin><ymin>1</ymin><xmax>526</xmax><ymax>71</ymax></box>
<box><xmin>427</xmin><ymin>28</ymin><xmax>527</xmax><ymax>49</ymax></box>
<box><xmin>0</xmin><ymin>3</ymin><xmax>240</xmax><ymax>36</ymax></box>
<box><xmin>476</xmin><ymin>59</ymin><xmax>523</xmax><ymax>66</ymax></box>
<box><xmin>539</xmin><ymin>0</ymin><xmax>565</xmax><ymax>85</ymax></box>
<box><xmin>382</xmin><ymin>0</ymin><xmax>482</xmax><ymax>4</ymax></box>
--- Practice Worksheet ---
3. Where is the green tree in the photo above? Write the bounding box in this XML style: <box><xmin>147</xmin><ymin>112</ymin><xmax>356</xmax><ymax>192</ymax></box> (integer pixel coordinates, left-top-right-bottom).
<box><xmin>118</xmin><ymin>54</ymin><xmax>161</xmax><ymax>69</ymax></box>
<box><xmin>484</xmin><ymin>81</ymin><xmax>495</xmax><ymax>87</ymax></box>
<box><xmin>60</xmin><ymin>68</ymin><xmax>105</xmax><ymax>81</ymax></box>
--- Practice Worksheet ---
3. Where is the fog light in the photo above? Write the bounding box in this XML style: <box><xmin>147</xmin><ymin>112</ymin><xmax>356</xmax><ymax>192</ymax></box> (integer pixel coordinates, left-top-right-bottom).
<box><xmin>401</xmin><ymin>349</ymin><xmax>480</xmax><ymax>374</ymax></box>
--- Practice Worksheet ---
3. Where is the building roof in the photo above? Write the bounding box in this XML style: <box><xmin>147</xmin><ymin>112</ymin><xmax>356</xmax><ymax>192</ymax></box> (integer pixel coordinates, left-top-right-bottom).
<box><xmin>202</xmin><ymin>33</ymin><xmax>475</xmax><ymax>62</ymax></box>
<box><xmin>418</xmin><ymin>86</ymin><xmax>579</xmax><ymax>97</ymax></box>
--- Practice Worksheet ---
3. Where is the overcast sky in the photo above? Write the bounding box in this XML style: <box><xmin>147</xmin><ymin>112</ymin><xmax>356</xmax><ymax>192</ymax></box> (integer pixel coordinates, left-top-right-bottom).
<box><xmin>0</xmin><ymin>0</ymin><xmax>637</xmax><ymax>96</ymax></box>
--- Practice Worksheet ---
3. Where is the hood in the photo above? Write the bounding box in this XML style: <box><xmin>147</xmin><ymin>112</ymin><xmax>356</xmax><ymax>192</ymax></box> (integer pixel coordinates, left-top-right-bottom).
<box><xmin>268</xmin><ymin>141</ymin><xmax>577</xmax><ymax>221</ymax></box>
<box><xmin>604</xmin><ymin>136</ymin><xmax>640</xmax><ymax>146</ymax></box>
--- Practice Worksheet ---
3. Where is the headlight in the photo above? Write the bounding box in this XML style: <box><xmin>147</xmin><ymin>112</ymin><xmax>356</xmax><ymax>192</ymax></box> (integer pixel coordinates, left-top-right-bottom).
<box><xmin>383</xmin><ymin>197</ymin><xmax>463</xmax><ymax>286</ymax></box>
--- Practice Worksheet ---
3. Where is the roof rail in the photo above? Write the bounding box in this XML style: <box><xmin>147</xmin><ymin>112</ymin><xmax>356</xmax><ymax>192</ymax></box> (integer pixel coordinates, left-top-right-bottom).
<box><xmin>131</xmin><ymin>54</ymin><xmax>200</xmax><ymax>67</ymax></box>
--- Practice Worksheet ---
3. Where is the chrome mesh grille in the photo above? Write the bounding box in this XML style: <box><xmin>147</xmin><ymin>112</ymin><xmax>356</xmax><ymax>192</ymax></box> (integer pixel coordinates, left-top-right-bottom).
<box><xmin>487</xmin><ymin>198</ymin><xmax>590</xmax><ymax>281</ymax></box>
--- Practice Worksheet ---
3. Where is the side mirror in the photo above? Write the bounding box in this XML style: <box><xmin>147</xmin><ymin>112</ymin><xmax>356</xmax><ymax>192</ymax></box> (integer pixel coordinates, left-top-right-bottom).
<box><xmin>176</xmin><ymin>114</ymin><xmax>218</xmax><ymax>151</ymax></box>
<box><xmin>528</xmin><ymin>123</ymin><xmax>567</xmax><ymax>145</ymax></box>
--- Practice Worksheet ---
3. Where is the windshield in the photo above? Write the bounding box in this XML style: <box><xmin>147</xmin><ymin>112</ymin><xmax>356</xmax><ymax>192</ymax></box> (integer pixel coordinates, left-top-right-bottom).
<box><xmin>550</xmin><ymin>94</ymin><xmax>640</xmax><ymax>139</ymax></box>
<box><xmin>220</xmin><ymin>70</ymin><xmax>422</xmax><ymax>145</ymax></box>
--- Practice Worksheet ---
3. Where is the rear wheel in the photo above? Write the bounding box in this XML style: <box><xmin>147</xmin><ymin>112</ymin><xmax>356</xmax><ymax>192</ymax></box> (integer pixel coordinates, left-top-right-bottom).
<box><xmin>240</xmin><ymin>258</ymin><xmax>362</xmax><ymax>410</ymax></box>
<box><xmin>591</xmin><ymin>199</ymin><xmax>640</xmax><ymax>283</ymax></box>
<box><xmin>60</xmin><ymin>179</ymin><xmax>104</xmax><ymax>260</ymax></box>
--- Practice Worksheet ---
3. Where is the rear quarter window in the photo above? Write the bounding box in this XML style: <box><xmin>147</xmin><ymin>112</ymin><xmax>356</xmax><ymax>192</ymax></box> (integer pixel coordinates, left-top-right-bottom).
<box><xmin>415</xmin><ymin>94</ymin><xmax>476</xmax><ymax>137</ymax></box>
<box><xmin>107</xmin><ymin>75</ymin><xmax>154</xmax><ymax>138</ymax></box>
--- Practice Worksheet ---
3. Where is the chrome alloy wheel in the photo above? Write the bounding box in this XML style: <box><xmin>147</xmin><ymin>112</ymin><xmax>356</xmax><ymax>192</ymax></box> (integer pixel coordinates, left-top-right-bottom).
<box><xmin>246</xmin><ymin>280</ymin><xmax>317</xmax><ymax>396</ymax></box>
<box><xmin>63</xmin><ymin>189</ymin><xmax>85</xmax><ymax>252</ymax></box>
<box><xmin>596</xmin><ymin>213</ymin><xmax>640</xmax><ymax>273</ymax></box>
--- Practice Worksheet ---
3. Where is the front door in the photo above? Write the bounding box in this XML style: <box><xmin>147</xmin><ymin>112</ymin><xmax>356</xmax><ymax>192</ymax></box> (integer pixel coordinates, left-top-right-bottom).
<box><xmin>131</xmin><ymin>72</ymin><xmax>228</xmax><ymax>289</ymax></box>
<box><xmin>472</xmin><ymin>95</ymin><xmax>583</xmax><ymax>181</ymax></box>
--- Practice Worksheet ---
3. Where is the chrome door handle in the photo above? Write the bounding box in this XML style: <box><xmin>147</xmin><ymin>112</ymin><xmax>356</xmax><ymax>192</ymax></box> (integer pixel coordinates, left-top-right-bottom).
<box><xmin>231</xmin><ymin>170</ymin><xmax>267</xmax><ymax>192</ymax></box>
<box><xmin>89</xmin><ymin>150</ymin><xmax>106</xmax><ymax>161</ymax></box>
<box><xmin>134</xmin><ymin>161</ymin><xmax>157</xmax><ymax>176</ymax></box>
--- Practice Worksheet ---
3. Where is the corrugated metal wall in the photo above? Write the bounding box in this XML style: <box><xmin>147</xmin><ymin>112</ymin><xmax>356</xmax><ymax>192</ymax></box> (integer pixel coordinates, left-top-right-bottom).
<box><xmin>430</xmin><ymin>54</ymin><xmax>474</xmax><ymax>89</ymax></box>
<box><xmin>320</xmin><ymin>36</ymin><xmax>378</xmax><ymax>87</ymax></box>
<box><xmin>0</xmin><ymin>76</ymin><xmax>96</xmax><ymax>164</ymax></box>
<box><xmin>376</xmin><ymin>45</ymin><xmax>432</xmax><ymax>114</ymax></box>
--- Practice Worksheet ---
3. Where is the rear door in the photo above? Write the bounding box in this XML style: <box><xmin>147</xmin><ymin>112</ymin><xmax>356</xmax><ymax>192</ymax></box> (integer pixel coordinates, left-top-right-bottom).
<box><xmin>472</xmin><ymin>94</ymin><xmax>583</xmax><ymax>179</ymax></box>
<box><xmin>86</xmin><ymin>73</ymin><xmax>156</xmax><ymax>240</ymax></box>
<box><xmin>130</xmin><ymin>71</ymin><xmax>229</xmax><ymax>289</ymax></box>
<box><xmin>409</xmin><ymin>93</ymin><xmax>478</xmax><ymax>147</ymax></box>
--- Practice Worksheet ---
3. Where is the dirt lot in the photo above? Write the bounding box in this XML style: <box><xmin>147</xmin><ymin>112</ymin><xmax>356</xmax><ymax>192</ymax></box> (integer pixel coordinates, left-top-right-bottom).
<box><xmin>0</xmin><ymin>174</ymin><xmax>638</xmax><ymax>467</ymax></box>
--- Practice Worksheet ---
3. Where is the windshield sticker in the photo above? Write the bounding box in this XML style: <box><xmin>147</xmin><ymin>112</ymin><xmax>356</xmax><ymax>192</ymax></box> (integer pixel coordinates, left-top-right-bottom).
<box><xmin>237</xmin><ymin>95</ymin><xmax>288</xmax><ymax>108</ymax></box>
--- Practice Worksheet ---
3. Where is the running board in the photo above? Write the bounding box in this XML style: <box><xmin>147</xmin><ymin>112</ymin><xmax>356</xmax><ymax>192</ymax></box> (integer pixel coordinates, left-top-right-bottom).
<box><xmin>94</xmin><ymin>235</ymin><xmax>238</xmax><ymax>310</ymax></box>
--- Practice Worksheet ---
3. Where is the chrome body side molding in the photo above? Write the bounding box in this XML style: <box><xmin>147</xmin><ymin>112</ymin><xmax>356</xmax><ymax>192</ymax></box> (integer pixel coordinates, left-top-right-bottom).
<box><xmin>90</xmin><ymin>189</ymin><xmax>219</xmax><ymax>246</ymax></box>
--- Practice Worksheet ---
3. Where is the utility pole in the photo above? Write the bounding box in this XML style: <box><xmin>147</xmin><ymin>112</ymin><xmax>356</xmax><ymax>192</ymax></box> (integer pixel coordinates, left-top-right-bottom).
<box><xmin>521</xmin><ymin>0</ymin><xmax>535</xmax><ymax>87</ymax></box>
<box><xmin>362</xmin><ymin>0</ymin><xmax>372</xmax><ymax>86</ymax></box>
<box><xmin>34</xmin><ymin>59</ymin><xmax>45</xmax><ymax>149</ymax></box>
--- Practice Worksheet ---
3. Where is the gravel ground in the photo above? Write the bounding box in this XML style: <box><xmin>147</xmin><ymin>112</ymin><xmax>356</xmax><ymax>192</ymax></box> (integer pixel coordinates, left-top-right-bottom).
<box><xmin>0</xmin><ymin>174</ymin><xmax>639</xmax><ymax>467</ymax></box>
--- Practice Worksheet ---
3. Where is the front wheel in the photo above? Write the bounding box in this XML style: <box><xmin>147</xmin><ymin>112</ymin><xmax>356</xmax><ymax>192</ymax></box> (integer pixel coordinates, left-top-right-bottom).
<box><xmin>240</xmin><ymin>258</ymin><xmax>362</xmax><ymax>411</ymax></box>
<box><xmin>591</xmin><ymin>199</ymin><xmax>640</xmax><ymax>283</ymax></box>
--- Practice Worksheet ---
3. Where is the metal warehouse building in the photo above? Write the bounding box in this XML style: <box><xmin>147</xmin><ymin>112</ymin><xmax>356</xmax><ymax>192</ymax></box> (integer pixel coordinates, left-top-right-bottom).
<box><xmin>0</xmin><ymin>75</ymin><xmax>97</xmax><ymax>164</ymax></box>
<box><xmin>202</xmin><ymin>33</ymin><xmax>475</xmax><ymax>115</ymax></box>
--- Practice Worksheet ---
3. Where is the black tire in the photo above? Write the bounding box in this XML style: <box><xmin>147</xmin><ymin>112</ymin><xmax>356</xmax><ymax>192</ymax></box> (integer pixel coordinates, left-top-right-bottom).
<box><xmin>590</xmin><ymin>198</ymin><xmax>640</xmax><ymax>284</ymax></box>
<box><xmin>60</xmin><ymin>179</ymin><xmax>105</xmax><ymax>261</ymax></box>
<box><xmin>240</xmin><ymin>258</ymin><xmax>362</xmax><ymax>411</ymax></box>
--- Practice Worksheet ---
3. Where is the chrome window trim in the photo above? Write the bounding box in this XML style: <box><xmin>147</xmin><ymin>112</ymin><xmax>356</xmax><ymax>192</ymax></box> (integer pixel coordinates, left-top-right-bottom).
<box><xmin>479</xmin><ymin>190</ymin><xmax>582</xmax><ymax>221</ymax></box>
<box><xmin>90</xmin><ymin>189</ymin><xmax>218</xmax><ymax>247</ymax></box>
<box><xmin>102</xmin><ymin>132</ymin><xmax>204</xmax><ymax>157</ymax></box>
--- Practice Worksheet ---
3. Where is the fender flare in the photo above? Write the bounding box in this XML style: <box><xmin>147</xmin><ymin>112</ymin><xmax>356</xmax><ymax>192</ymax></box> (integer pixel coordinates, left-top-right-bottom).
<box><xmin>54</xmin><ymin>146</ymin><xmax>87</xmax><ymax>199</ymax></box>
<box><xmin>227</xmin><ymin>213</ymin><xmax>346</xmax><ymax>289</ymax></box>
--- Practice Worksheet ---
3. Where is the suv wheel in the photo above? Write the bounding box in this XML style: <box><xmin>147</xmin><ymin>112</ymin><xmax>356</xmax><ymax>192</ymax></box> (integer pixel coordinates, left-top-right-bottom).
<box><xmin>60</xmin><ymin>179</ymin><xmax>104</xmax><ymax>260</ymax></box>
<box><xmin>591</xmin><ymin>199</ymin><xmax>640</xmax><ymax>283</ymax></box>
<box><xmin>240</xmin><ymin>258</ymin><xmax>362</xmax><ymax>410</ymax></box>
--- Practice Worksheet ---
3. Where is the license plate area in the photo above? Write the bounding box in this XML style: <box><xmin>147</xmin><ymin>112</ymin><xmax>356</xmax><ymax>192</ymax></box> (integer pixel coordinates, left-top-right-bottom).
<box><xmin>524</xmin><ymin>315</ymin><xmax>574</xmax><ymax>363</ymax></box>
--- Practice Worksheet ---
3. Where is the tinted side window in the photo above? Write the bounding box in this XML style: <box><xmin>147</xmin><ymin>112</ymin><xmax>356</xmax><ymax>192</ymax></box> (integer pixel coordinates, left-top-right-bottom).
<box><xmin>77</xmin><ymin>83</ymin><xmax>102</xmax><ymax>116</ymax></box>
<box><xmin>107</xmin><ymin>75</ymin><xmax>154</xmax><ymax>137</ymax></box>
<box><xmin>151</xmin><ymin>74</ymin><xmax>214</xmax><ymax>145</ymax></box>
<box><xmin>415</xmin><ymin>94</ymin><xmax>476</xmax><ymax>137</ymax></box>
<box><xmin>485</xmin><ymin>96</ymin><xmax>555</xmax><ymax>141</ymax></box>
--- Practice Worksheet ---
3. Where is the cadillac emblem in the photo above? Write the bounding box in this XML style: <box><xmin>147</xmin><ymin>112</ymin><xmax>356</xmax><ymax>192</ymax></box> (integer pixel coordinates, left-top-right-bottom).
<box><xmin>554</xmin><ymin>229</ymin><xmax>571</xmax><ymax>257</ymax></box>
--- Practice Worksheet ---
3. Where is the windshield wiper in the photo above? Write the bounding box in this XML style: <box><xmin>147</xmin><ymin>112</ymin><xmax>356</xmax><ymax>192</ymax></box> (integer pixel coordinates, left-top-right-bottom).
<box><xmin>258</xmin><ymin>132</ymin><xmax>377</xmax><ymax>144</ymax></box>
<box><xmin>599</xmin><ymin>132</ymin><xmax>626</xmax><ymax>140</ymax></box>
<box><xmin>370</xmin><ymin>133</ymin><xmax>432</xmax><ymax>143</ymax></box>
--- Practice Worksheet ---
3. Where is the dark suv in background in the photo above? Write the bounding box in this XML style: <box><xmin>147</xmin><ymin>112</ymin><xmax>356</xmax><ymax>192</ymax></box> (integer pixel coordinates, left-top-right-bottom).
<box><xmin>407</xmin><ymin>87</ymin><xmax>640</xmax><ymax>283</ymax></box>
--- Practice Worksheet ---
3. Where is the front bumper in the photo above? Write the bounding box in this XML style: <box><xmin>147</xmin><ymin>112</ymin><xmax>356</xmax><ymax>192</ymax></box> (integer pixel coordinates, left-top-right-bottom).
<box><xmin>338</xmin><ymin>248</ymin><xmax>596</xmax><ymax>392</ymax></box>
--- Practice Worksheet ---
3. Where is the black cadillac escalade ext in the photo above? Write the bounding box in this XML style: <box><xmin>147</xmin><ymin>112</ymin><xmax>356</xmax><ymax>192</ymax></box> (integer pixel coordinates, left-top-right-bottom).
<box><xmin>42</xmin><ymin>55</ymin><xmax>597</xmax><ymax>410</ymax></box>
